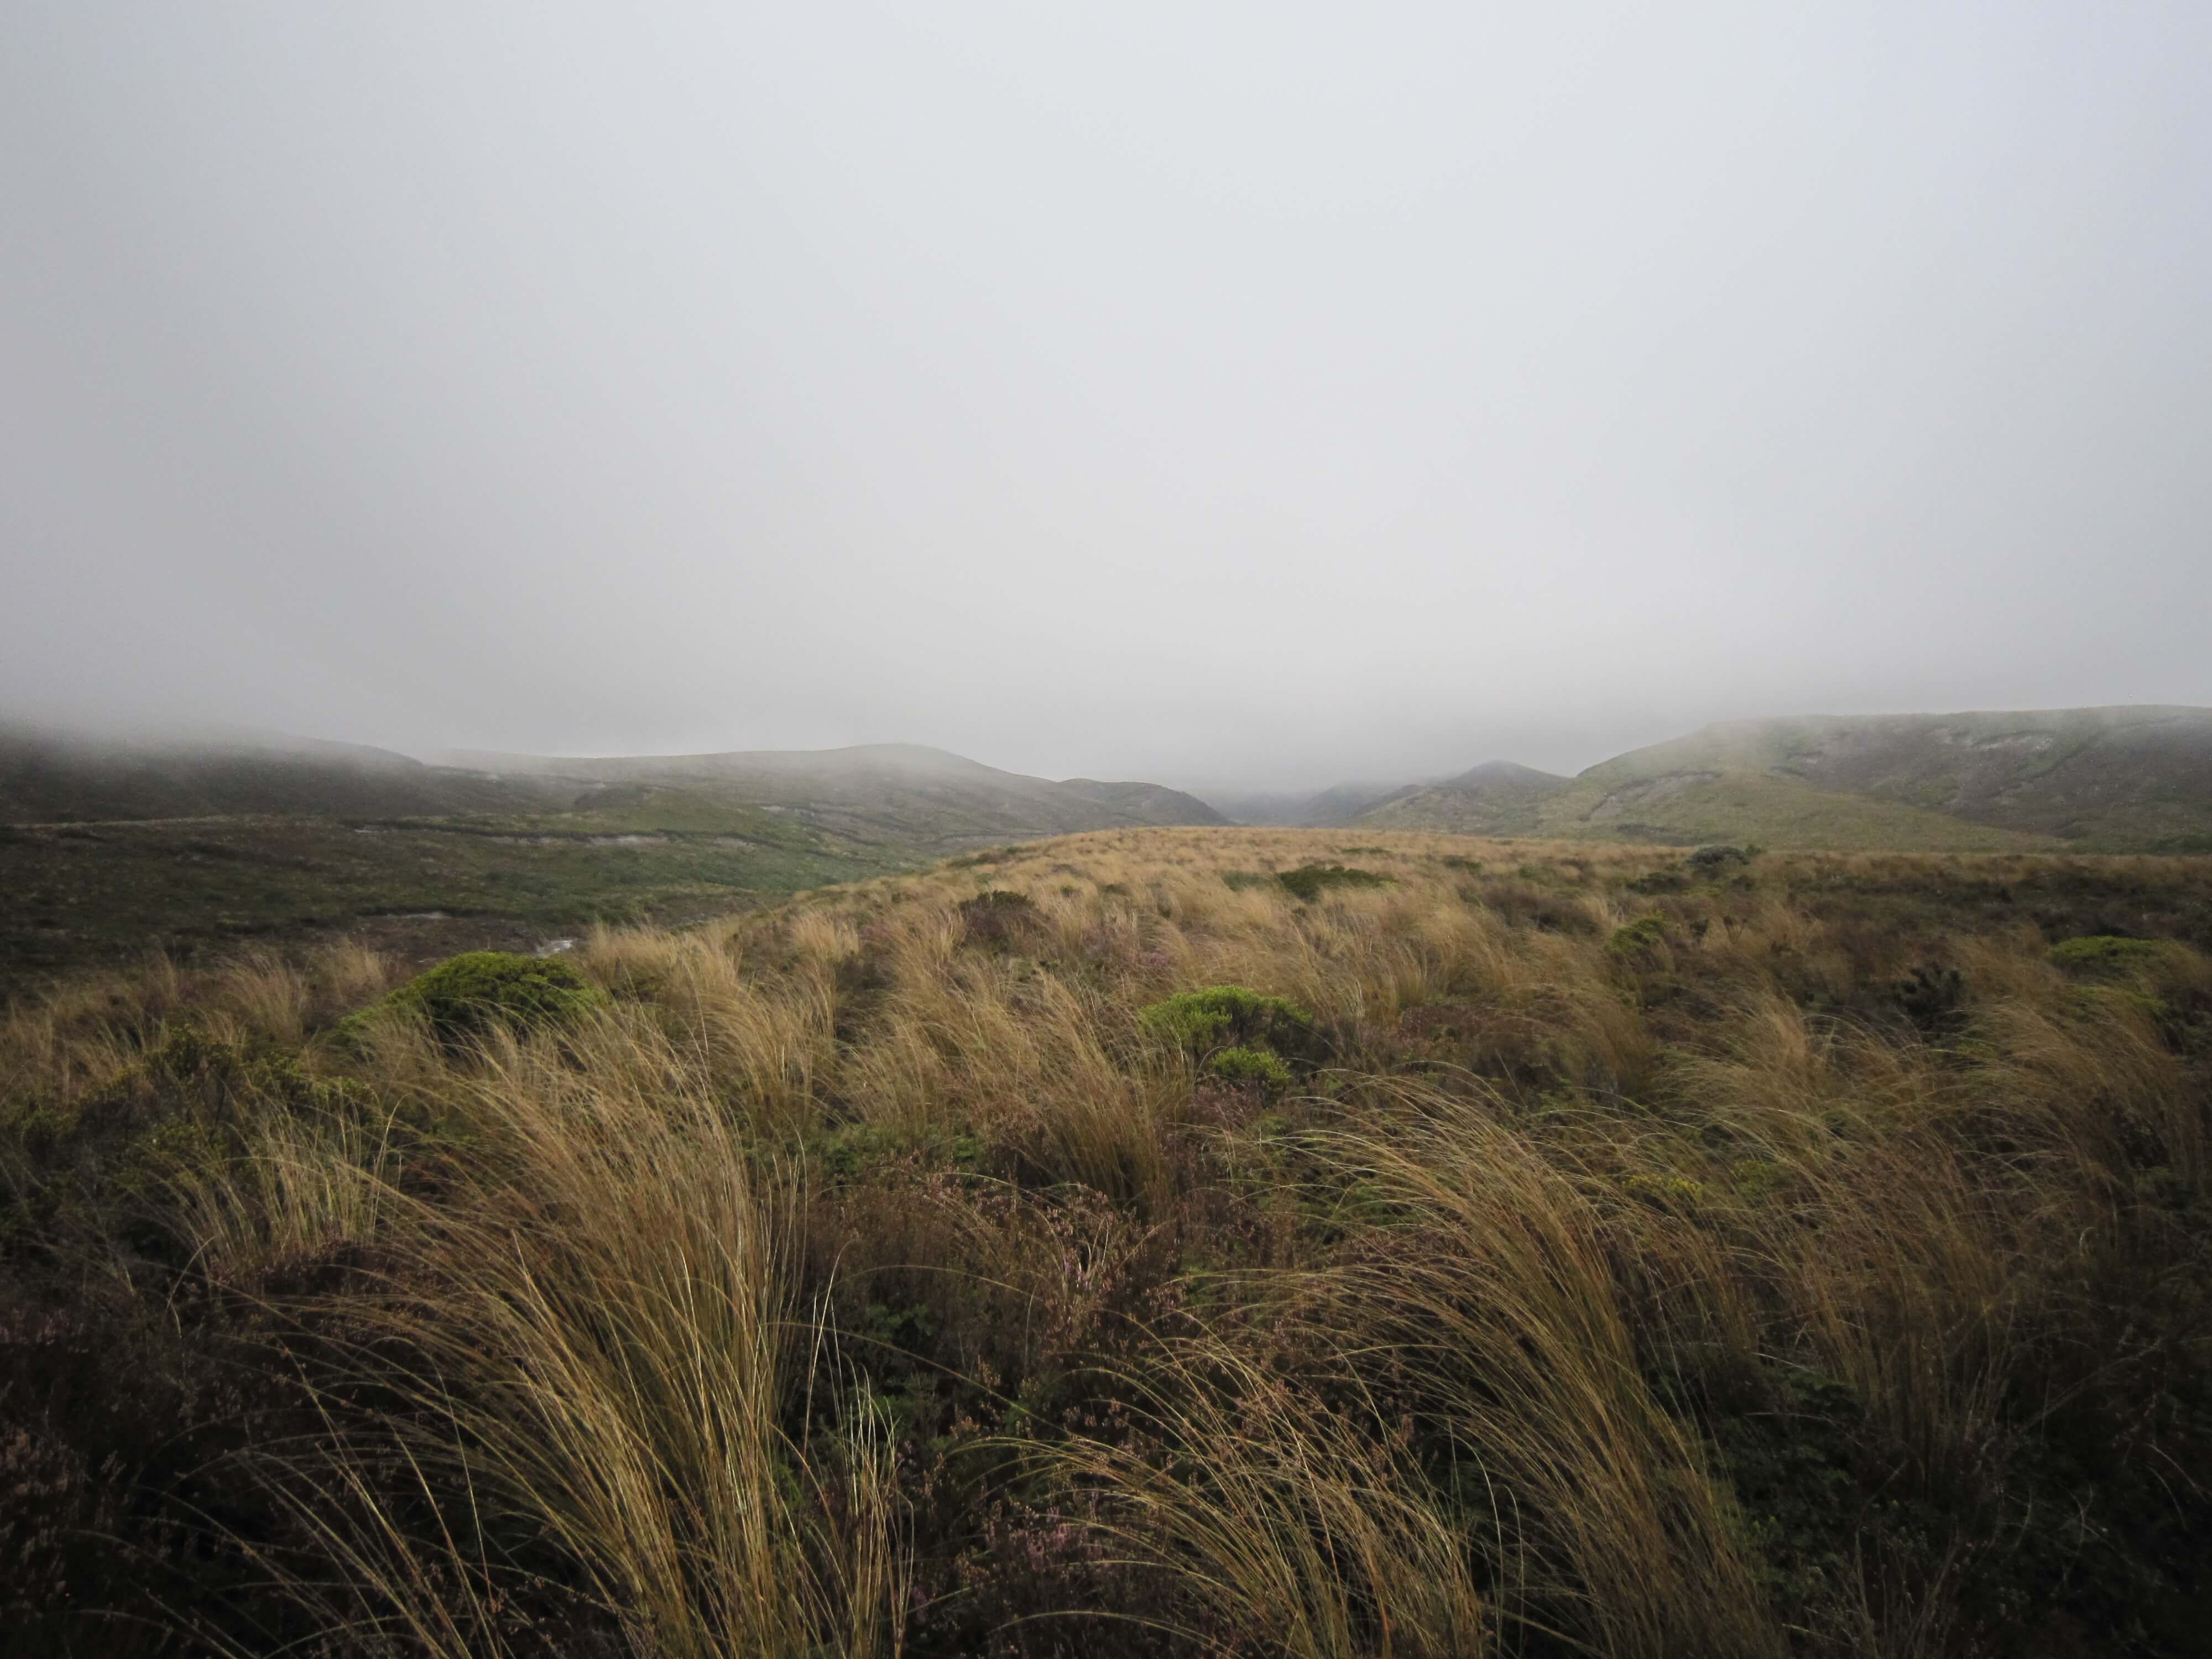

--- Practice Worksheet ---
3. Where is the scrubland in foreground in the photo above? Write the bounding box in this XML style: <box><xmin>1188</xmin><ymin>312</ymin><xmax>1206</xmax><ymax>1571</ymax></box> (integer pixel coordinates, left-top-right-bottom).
<box><xmin>4</xmin><ymin>828</ymin><xmax>2211</xmax><ymax>1658</ymax></box>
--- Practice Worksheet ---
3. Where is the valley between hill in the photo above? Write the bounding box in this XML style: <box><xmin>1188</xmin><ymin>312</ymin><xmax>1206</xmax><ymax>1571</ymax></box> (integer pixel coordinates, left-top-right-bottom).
<box><xmin>4</xmin><ymin>705</ymin><xmax>2209</xmax><ymax>995</ymax></box>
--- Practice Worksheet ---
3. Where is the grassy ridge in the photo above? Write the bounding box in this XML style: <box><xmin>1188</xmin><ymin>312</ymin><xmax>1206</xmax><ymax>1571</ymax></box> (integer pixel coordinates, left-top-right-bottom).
<box><xmin>1358</xmin><ymin>768</ymin><xmax>2063</xmax><ymax>850</ymax></box>
<box><xmin>4</xmin><ymin>828</ymin><xmax>2211</xmax><ymax>1655</ymax></box>
<box><xmin>1352</xmin><ymin>706</ymin><xmax>2212</xmax><ymax>851</ymax></box>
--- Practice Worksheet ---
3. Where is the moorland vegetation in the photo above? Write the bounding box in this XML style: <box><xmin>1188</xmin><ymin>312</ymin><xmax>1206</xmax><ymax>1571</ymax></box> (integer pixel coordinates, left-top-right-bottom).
<box><xmin>4</xmin><ymin>828</ymin><xmax>2211</xmax><ymax>1657</ymax></box>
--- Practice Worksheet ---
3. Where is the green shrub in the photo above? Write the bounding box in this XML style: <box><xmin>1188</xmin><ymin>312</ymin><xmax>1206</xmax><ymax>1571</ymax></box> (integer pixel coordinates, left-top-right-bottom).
<box><xmin>337</xmin><ymin>950</ymin><xmax>602</xmax><ymax>1047</ymax></box>
<box><xmin>1439</xmin><ymin>854</ymin><xmax>1484</xmax><ymax>873</ymax></box>
<box><xmin>1140</xmin><ymin>984</ymin><xmax>1315</xmax><ymax>1055</ymax></box>
<box><xmin>1276</xmin><ymin>864</ymin><xmax>1391</xmax><ymax>901</ymax></box>
<box><xmin>1220</xmin><ymin>870</ymin><xmax>1275</xmax><ymax>892</ymax></box>
<box><xmin>1206</xmin><ymin>1046</ymin><xmax>1295</xmax><ymax>1091</ymax></box>
<box><xmin>1608</xmin><ymin>916</ymin><xmax>1668</xmax><ymax>958</ymax></box>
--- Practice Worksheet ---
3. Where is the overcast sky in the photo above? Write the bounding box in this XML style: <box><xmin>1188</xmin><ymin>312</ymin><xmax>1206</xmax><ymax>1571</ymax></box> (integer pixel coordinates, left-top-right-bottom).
<box><xmin>3</xmin><ymin>4</ymin><xmax>2207</xmax><ymax>789</ymax></box>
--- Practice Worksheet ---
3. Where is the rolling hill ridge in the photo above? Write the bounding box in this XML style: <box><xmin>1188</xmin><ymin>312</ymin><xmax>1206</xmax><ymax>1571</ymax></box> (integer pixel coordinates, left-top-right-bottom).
<box><xmin>1327</xmin><ymin>706</ymin><xmax>2212</xmax><ymax>851</ymax></box>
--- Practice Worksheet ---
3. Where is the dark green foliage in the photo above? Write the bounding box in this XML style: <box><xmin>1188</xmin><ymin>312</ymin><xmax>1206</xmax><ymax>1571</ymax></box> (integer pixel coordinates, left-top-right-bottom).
<box><xmin>1206</xmin><ymin>1046</ymin><xmax>1294</xmax><ymax>1091</ymax></box>
<box><xmin>1438</xmin><ymin>854</ymin><xmax>1484</xmax><ymax>873</ymax></box>
<box><xmin>1686</xmin><ymin>843</ymin><xmax>1758</xmax><ymax>877</ymax></box>
<box><xmin>1219</xmin><ymin>870</ymin><xmax>1274</xmax><ymax>892</ymax></box>
<box><xmin>338</xmin><ymin>950</ymin><xmax>602</xmax><ymax>1046</ymax></box>
<box><xmin>1275</xmin><ymin>864</ymin><xmax>1391</xmax><ymax>901</ymax></box>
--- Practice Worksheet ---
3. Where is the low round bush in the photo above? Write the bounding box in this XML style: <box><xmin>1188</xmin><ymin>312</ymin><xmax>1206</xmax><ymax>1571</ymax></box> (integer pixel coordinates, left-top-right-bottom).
<box><xmin>338</xmin><ymin>951</ymin><xmax>603</xmax><ymax>1046</ymax></box>
<box><xmin>1140</xmin><ymin>984</ymin><xmax>1313</xmax><ymax>1053</ymax></box>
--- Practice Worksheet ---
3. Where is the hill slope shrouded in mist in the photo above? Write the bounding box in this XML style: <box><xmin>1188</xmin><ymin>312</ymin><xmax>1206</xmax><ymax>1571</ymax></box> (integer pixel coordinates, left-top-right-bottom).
<box><xmin>0</xmin><ymin>726</ymin><xmax>582</xmax><ymax>824</ymax></box>
<box><xmin>1327</xmin><ymin>706</ymin><xmax>2212</xmax><ymax>852</ymax></box>
<box><xmin>3</xmin><ymin>728</ymin><xmax>1225</xmax><ymax>842</ymax></box>
<box><xmin>432</xmin><ymin>742</ymin><xmax>1228</xmax><ymax>844</ymax></box>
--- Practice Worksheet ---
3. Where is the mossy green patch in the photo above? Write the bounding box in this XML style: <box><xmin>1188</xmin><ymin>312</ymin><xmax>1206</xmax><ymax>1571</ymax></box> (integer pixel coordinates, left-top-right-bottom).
<box><xmin>2049</xmin><ymin>935</ymin><xmax>2177</xmax><ymax>977</ymax></box>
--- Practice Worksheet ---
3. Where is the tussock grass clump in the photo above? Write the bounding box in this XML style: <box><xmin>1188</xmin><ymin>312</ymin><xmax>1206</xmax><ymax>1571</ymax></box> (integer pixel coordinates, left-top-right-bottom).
<box><xmin>4</xmin><ymin>826</ymin><xmax>2212</xmax><ymax>1656</ymax></box>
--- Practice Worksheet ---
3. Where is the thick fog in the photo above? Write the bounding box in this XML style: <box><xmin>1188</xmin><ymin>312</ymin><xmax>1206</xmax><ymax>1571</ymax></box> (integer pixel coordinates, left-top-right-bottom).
<box><xmin>3</xmin><ymin>4</ymin><xmax>2206</xmax><ymax>789</ymax></box>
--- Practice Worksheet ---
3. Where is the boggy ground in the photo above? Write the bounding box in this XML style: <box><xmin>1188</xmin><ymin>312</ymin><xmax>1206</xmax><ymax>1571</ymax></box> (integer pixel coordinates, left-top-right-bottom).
<box><xmin>4</xmin><ymin>828</ymin><xmax>2211</xmax><ymax>1658</ymax></box>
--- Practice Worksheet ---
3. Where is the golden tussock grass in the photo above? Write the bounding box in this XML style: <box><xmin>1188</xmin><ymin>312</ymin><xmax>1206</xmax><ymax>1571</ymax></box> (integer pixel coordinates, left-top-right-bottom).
<box><xmin>3</xmin><ymin>828</ymin><xmax>2210</xmax><ymax>1657</ymax></box>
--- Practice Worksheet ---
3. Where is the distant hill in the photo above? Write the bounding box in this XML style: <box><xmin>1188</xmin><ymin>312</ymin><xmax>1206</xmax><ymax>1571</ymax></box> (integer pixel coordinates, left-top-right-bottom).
<box><xmin>1573</xmin><ymin>707</ymin><xmax>2212</xmax><ymax>847</ymax></box>
<box><xmin>434</xmin><ymin>743</ymin><xmax>1228</xmax><ymax>846</ymax></box>
<box><xmin>1201</xmin><ymin>781</ymin><xmax>1418</xmax><ymax>827</ymax></box>
<box><xmin>1349</xmin><ymin>707</ymin><xmax>2212</xmax><ymax>851</ymax></box>
<box><xmin>1</xmin><ymin>727</ymin><xmax>1224</xmax><ymax>847</ymax></box>
<box><xmin>1354</xmin><ymin>761</ymin><xmax>1573</xmax><ymax>837</ymax></box>
<box><xmin>0</xmin><ymin>726</ymin><xmax>580</xmax><ymax>824</ymax></box>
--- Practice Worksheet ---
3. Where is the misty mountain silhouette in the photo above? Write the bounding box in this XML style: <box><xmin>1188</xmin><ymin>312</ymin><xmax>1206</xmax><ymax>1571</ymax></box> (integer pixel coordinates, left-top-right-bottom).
<box><xmin>1</xmin><ymin>728</ymin><xmax>1225</xmax><ymax>844</ymax></box>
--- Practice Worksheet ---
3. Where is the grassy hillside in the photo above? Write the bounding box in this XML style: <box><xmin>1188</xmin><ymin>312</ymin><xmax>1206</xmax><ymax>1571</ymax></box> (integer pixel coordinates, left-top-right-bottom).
<box><xmin>1361</xmin><ymin>765</ymin><xmax>2060</xmax><ymax>851</ymax></box>
<box><xmin>1317</xmin><ymin>707</ymin><xmax>2212</xmax><ymax>850</ymax></box>
<box><xmin>437</xmin><ymin>743</ymin><xmax>1229</xmax><ymax>842</ymax></box>
<box><xmin>1571</xmin><ymin>706</ymin><xmax>2212</xmax><ymax>849</ymax></box>
<box><xmin>7</xmin><ymin>827</ymin><xmax>2211</xmax><ymax>1656</ymax></box>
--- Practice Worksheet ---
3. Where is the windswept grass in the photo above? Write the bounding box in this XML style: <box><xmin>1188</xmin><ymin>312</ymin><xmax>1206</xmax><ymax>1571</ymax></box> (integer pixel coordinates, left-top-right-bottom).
<box><xmin>4</xmin><ymin>827</ymin><xmax>2211</xmax><ymax>1656</ymax></box>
